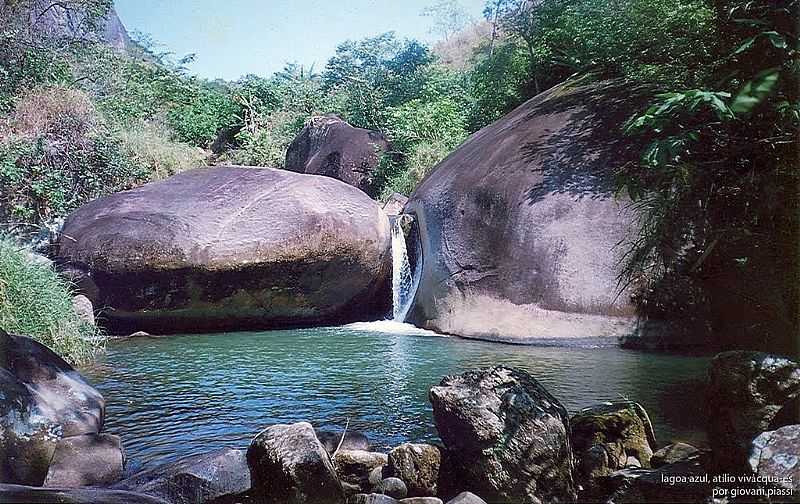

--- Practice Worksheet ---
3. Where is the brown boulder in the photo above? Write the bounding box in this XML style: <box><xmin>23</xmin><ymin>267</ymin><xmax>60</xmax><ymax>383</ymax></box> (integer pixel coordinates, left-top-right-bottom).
<box><xmin>43</xmin><ymin>434</ymin><xmax>124</xmax><ymax>488</ymax></box>
<box><xmin>286</xmin><ymin>115</ymin><xmax>391</xmax><ymax>197</ymax></box>
<box><xmin>405</xmin><ymin>79</ymin><xmax>653</xmax><ymax>342</ymax></box>
<box><xmin>56</xmin><ymin>166</ymin><xmax>392</xmax><ymax>334</ymax></box>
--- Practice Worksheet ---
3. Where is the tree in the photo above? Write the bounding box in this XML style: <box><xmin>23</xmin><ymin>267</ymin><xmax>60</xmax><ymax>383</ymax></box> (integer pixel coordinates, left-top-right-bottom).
<box><xmin>422</xmin><ymin>0</ymin><xmax>474</xmax><ymax>40</ymax></box>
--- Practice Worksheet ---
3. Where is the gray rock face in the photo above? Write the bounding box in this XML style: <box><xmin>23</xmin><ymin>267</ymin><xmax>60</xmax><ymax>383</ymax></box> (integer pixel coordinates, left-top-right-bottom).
<box><xmin>71</xmin><ymin>295</ymin><xmax>95</xmax><ymax>325</ymax></box>
<box><xmin>333</xmin><ymin>450</ymin><xmax>388</xmax><ymax>495</ymax></box>
<box><xmin>56</xmin><ymin>166</ymin><xmax>392</xmax><ymax>334</ymax></box>
<box><xmin>445</xmin><ymin>492</ymin><xmax>487</xmax><ymax>504</ymax></box>
<box><xmin>382</xmin><ymin>193</ymin><xmax>408</xmax><ymax>217</ymax></box>
<box><xmin>286</xmin><ymin>115</ymin><xmax>391</xmax><ymax>197</ymax></box>
<box><xmin>650</xmin><ymin>442</ymin><xmax>700</xmax><ymax>468</ymax></box>
<box><xmin>43</xmin><ymin>434</ymin><xmax>124</xmax><ymax>488</ymax></box>
<box><xmin>748</xmin><ymin>425</ymin><xmax>800</xmax><ymax>494</ymax></box>
<box><xmin>247</xmin><ymin>422</ymin><xmax>344</xmax><ymax>504</ymax></box>
<box><xmin>0</xmin><ymin>330</ymin><xmax>104</xmax><ymax>485</ymax></box>
<box><xmin>0</xmin><ymin>484</ymin><xmax>169</xmax><ymax>504</ymax></box>
<box><xmin>707</xmin><ymin>351</ymin><xmax>800</xmax><ymax>472</ymax></box>
<box><xmin>405</xmin><ymin>79</ymin><xmax>651</xmax><ymax>342</ymax></box>
<box><xmin>429</xmin><ymin>366</ymin><xmax>576</xmax><ymax>504</ymax></box>
<box><xmin>111</xmin><ymin>448</ymin><xmax>249</xmax><ymax>504</ymax></box>
<box><xmin>570</xmin><ymin>401</ymin><xmax>657</xmax><ymax>487</ymax></box>
<box><xmin>387</xmin><ymin>443</ymin><xmax>441</xmax><ymax>497</ymax></box>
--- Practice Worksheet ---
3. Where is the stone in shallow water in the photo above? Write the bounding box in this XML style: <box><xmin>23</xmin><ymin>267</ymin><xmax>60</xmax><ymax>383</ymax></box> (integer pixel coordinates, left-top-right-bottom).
<box><xmin>333</xmin><ymin>450</ymin><xmax>388</xmax><ymax>495</ymax></box>
<box><xmin>247</xmin><ymin>422</ymin><xmax>344</xmax><ymax>504</ymax></box>
<box><xmin>111</xmin><ymin>447</ymin><xmax>249</xmax><ymax>504</ymax></box>
<box><xmin>650</xmin><ymin>442</ymin><xmax>700</xmax><ymax>468</ymax></box>
<box><xmin>387</xmin><ymin>443</ymin><xmax>441</xmax><ymax>497</ymax></box>
<box><xmin>44</xmin><ymin>433</ymin><xmax>124</xmax><ymax>488</ymax></box>
<box><xmin>429</xmin><ymin>366</ymin><xmax>576</xmax><ymax>504</ymax></box>
<box><xmin>0</xmin><ymin>484</ymin><xmax>169</xmax><ymax>504</ymax></box>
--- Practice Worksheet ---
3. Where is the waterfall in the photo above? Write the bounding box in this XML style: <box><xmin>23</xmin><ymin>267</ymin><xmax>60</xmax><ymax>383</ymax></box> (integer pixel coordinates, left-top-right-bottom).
<box><xmin>390</xmin><ymin>216</ymin><xmax>419</xmax><ymax>322</ymax></box>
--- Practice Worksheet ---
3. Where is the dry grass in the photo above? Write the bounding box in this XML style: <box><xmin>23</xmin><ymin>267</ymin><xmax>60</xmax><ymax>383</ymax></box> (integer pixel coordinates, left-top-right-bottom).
<box><xmin>118</xmin><ymin>120</ymin><xmax>208</xmax><ymax>180</ymax></box>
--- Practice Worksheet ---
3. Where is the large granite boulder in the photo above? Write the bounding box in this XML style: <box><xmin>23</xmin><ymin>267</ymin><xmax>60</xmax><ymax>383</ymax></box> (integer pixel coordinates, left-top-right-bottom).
<box><xmin>247</xmin><ymin>422</ymin><xmax>344</xmax><ymax>503</ymax></box>
<box><xmin>55</xmin><ymin>166</ymin><xmax>392</xmax><ymax>334</ymax></box>
<box><xmin>571</xmin><ymin>401</ymin><xmax>657</xmax><ymax>487</ymax></box>
<box><xmin>405</xmin><ymin>79</ymin><xmax>653</xmax><ymax>342</ymax></box>
<box><xmin>43</xmin><ymin>433</ymin><xmax>124</xmax><ymax>488</ymax></box>
<box><xmin>707</xmin><ymin>351</ymin><xmax>800</xmax><ymax>472</ymax></box>
<box><xmin>0</xmin><ymin>330</ymin><xmax>104</xmax><ymax>485</ymax></box>
<box><xmin>429</xmin><ymin>366</ymin><xmax>576</xmax><ymax>503</ymax></box>
<box><xmin>286</xmin><ymin>115</ymin><xmax>391</xmax><ymax>197</ymax></box>
<box><xmin>0</xmin><ymin>484</ymin><xmax>168</xmax><ymax>504</ymax></box>
<box><xmin>111</xmin><ymin>448</ymin><xmax>250</xmax><ymax>504</ymax></box>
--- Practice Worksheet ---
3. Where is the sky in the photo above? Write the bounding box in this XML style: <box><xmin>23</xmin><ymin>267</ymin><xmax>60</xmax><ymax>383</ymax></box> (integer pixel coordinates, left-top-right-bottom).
<box><xmin>115</xmin><ymin>0</ymin><xmax>488</xmax><ymax>81</ymax></box>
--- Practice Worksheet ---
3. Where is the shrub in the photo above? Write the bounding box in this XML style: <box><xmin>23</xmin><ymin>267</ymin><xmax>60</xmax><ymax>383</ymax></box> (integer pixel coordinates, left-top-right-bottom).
<box><xmin>0</xmin><ymin>236</ymin><xmax>104</xmax><ymax>364</ymax></box>
<box><xmin>0</xmin><ymin>86</ymin><xmax>147</xmax><ymax>228</ymax></box>
<box><xmin>167</xmin><ymin>83</ymin><xmax>240</xmax><ymax>147</ymax></box>
<box><xmin>117</xmin><ymin>120</ymin><xmax>207</xmax><ymax>180</ymax></box>
<box><xmin>231</xmin><ymin>110</ymin><xmax>306</xmax><ymax>168</ymax></box>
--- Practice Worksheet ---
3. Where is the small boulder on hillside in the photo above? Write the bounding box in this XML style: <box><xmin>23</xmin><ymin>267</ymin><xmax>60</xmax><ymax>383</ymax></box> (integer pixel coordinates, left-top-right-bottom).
<box><xmin>286</xmin><ymin>115</ymin><xmax>391</xmax><ymax>197</ymax></box>
<box><xmin>429</xmin><ymin>366</ymin><xmax>576</xmax><ymax>504</ymax></box>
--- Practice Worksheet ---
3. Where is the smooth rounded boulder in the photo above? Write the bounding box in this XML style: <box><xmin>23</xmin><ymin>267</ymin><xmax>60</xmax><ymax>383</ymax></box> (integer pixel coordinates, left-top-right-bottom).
<box><xmin>286</xmin><ymin>115</ymin><xmax>391</xmax><ymax>197</ymax></box>
<box><xmin>56</xmin><ymin>166</ymin><xmax>392</xmax><ymax>334</ymax></box>
<box><xmin>405</xmin><ymin>79</ymin><xmax>653</xmax><ymax>342</ymax></box>
<box><xmin>429</xmin><ymin>366</ymin><xmax>576</xmax><ymax>504</ymax></box>
<box><xmin>0</xmin><ymin>330</ymin><xmax>105</xmax><ymax>485</ymax></box>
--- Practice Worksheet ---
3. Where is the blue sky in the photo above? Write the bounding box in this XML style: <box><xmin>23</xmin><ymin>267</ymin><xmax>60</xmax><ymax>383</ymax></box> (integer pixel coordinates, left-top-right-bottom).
<box><xmin>115</xmin><ymin>0</ymin><xmax>488</xmax><ymax>81</ymax></box>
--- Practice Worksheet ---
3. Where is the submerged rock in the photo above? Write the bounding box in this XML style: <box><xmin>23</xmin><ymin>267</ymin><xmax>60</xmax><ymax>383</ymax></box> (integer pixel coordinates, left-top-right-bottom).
<box><xmin>286</xmin><ymin>115</ymin><xmax>391</xmax><ymax>197</ymax></box>
<box><xmin>317</xmin><ymin>429</ymin><xmax>371</xmax><ymax>455</ymax></box>
<box><xmin>405</xmin><ymin>79</ymin><xmax>651</xmax><ymax>342</ymax></box>
<box><xmin>247</xmin><ymin>422</ymin><xmax>344</xmax><ymax>503</ymax></box>
<box><xmin>0</xmin><ymin>484</ymin><xmax>169</xmax><ymax>504</ymax></box>
<box><xmin>387</xmin><ymin>443</ymin><xmax>441</xmax><ymax>497</ymax></box>
<box><xmin>43</xmin><ymin>433</ymin><xmax>124</xmax><ymax>488</ymax></box>
<box><xmin>707</xmin><ymin>351</ymin><xmax>800</xmax><ymax>472</ymax></box>
<box><xmin>429</xmin><ymin>366</ymin><xmax>576</xmax><ymax>503</ymax></box>
<box><xmin>0</xmin><ymin>330</ymin><xmax>104</xmax><ymax>485</ymax></box>
<box><xmin>650</xmin><ymin>442</ymin><xmax>700</xmax><ymax>468</ymax></box>
<box><xmin>56</xmin><ymin>166</ymin><xmax>392</xmax><ymax>334</ymax></box>
<box><xmin>111</xmin><ymin>448</ymin><xmax>250</xmax><ymax>504</ymax></box>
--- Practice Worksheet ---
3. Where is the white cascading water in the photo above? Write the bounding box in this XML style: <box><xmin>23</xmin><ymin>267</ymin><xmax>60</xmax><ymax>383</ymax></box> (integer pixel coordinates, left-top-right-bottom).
<box><xmin>391</xmin><ymin>217</ymin><xmax>415</xmax><ymax>322</ymax></box>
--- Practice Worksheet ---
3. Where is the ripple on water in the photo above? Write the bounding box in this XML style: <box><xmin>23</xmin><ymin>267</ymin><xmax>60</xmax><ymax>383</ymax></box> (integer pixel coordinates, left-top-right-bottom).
<box><xmin>80</xmin><ymin>326</ymin><xmax>710</xmax><ymax>470</ymax></box>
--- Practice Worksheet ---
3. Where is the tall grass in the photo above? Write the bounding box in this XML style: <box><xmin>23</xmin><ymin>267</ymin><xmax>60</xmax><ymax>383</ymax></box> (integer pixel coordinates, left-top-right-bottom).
<box><xmin>0</xmin><ymin>236</ymin><xmax>104</xmax><ymax>364</ymax></box>
<box><xmin>117</xmin><ymin>120</ymin><xmax>208</xmax><ymax>180</ymax></box>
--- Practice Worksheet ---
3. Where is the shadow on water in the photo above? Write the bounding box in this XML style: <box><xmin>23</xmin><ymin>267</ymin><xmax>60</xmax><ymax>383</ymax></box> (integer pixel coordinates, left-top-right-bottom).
<box><xmin>80</xmin><ymin>327</ymin><xmax>710</xmax><ymax>470</ymax></box>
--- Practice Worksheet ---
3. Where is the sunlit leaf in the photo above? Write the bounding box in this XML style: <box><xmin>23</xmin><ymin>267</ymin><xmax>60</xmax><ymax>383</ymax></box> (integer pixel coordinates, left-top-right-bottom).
<box><xmin>731</xmin><ymin>68</ymin><xmax>780</xmax><ymax>115</ymax></box>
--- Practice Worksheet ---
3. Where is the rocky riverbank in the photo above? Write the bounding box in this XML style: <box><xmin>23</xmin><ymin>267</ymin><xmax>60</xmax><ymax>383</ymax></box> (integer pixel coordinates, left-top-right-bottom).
<box><xmin>1</xmin><ymin>328</ymin><xmax>798</xmax><ymax>504</ymax></box>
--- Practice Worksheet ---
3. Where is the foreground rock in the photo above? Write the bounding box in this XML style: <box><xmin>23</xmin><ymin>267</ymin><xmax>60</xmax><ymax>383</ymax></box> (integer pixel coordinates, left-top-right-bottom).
<box><xmin>650</xmin><ymin>442</ymin><xmax>700</xmax><ymax>468</ymax></box>
<box><xmin>571</xmin><ymin>401</ymin><xmax>657</xmax><ymax>488</ymax></box>
<box><xmin>247</xmin><ymin>422</ymin><xmax>344</xmax><ymax>503</ymax></box>
<box><xmin>0</xmin><ymin>484</ymin><xmax>168</xmax><ymax>504</ymax></box>
<box><xmin>748</xmin><ymin>424</ymin><xmax>800</xmax><ymax>496</ymax></box>
<box><xmin>600</xmin><ymin>455</ymin><xmax>711</xmax><ymax>503</ymax></box>
<box><xmin>44</xmin><ymin>433</ymin><xmax>124</xmax><ymax>488</ymax></box>
<box><xmin>112</xmin><ymin>448</ymin><xmax>249</xmax><ymax>504</ymax></box>
<box><xmin>333</xmin><ymin>450</ymin><xmax>388</xmax><ymax>495</ymax></box>
<box><xmin>0</xmin><ymin>330</ymin><xmax>104</xmax><ymax>485</ymax></box>
<box><xmin>56</xmin><ymin>166</ymin><xmax>392</xmax><ymax>334</ymax></box>
<box><xmin>286</xmin><ymin>115</ymin><xmax>391</xmax><ymax>197</ymax></box>
<box><xmin>429</xmin><ymin>366</ymin><xmax>576</xmax><ymax>503</ymax></box>
<box><xmin>387</xmin><ymin>443</ymin><xmax>441</xmax><ymax>497</ymax></box>
<box><xmin>405</xmin><ymin>79</ymin><xmax>650</xmax><ymax>342</ymax></box>
<box><xmin>707</xmin><ymin>351</ymin><xmax>800</xmax><ymax>472</ymax></box>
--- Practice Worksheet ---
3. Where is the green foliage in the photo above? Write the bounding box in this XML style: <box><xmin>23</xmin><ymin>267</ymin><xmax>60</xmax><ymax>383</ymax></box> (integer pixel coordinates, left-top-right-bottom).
<box><xmin>117</xmin><ymin>120</ymin><xmax>207</xmax><ymax>180</ymax></box>
<box><xmin>167</xmin><ymin>81</ymin><xmax>240</xmax><ymax>147</ymax></box>
<box><xmin>617</xmin><ymin>0</ymin><xmax>798</xmax><ymax>335</ymax></box>
<box><xmin>0</xmin><ymin>236</ymin><xmax>104</xmax><ymax>364</ymax></box>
